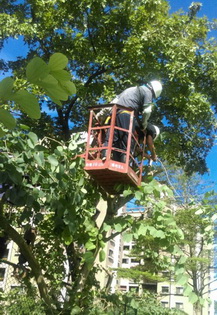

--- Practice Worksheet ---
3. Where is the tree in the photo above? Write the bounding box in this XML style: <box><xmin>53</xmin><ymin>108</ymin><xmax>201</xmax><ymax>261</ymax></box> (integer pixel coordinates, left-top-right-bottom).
<box><xmin>0</xmin><ymin>48</ymin><xmax>185</xmax><ymax>313</ymax></box>
<box><xmin>0</xmin><ymin>0</ymin><xmax>217</xmax><ymax>173</ymax></box>
<box><xmin>119</xmin><ymin>171</ymin><xmax>217</xmax><ymax>315</ymax></box>
<box><xmin>0</xmin><ymin>1</ymin><xmax>217</xmax><ymax>313</ymax></box>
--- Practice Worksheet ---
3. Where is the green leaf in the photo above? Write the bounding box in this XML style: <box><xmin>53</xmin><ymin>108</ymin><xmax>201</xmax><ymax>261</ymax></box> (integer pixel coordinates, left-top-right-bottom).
<box><xmin>148</xmin><ymin>226</ymin><xmax>158</xmax><ymax>237</ymax></box>
<box><xmin>60</xmin><ymin>81</ymin><xmax>76</xmax><ymax>94</ymax></box>
<box><xmin>178</xmin><ymin>255</ymin><xmax>188</xmax><ymax>264</ymax></box>
<box><xmin>48</xmin><ymin>53</ymin><xmax>68</xmax><ymax>71</ymax></box>
<box><xmin>183</xmin><ymin>285</ymin><xmax>193</xmax><ymax>297</ymax></box>
<box><xmin>0</xmin><ymin>127</ymin><xmax>5</xmax><ymax>137</ymax></box>
<box><xmin>130</xmin><ymin>298</ymin><xmax>139</xmax><ymax>309</ymax></box>
<box><xmin>122</xmin><ymin>232</ymin><xmax>133</xmax><ymax>243</ymax></box>
<box><xmin>83</xmin><ymin>251</ymin><xmax>94</xmax><ymax>265</ymax></box>
<box><xmin>0</xmin><ymin>109</ymin><xmax>16</xmax><ymax>129</ymax></box>
<box><xmin>103</xmin><ymin>223</ymin><xmax>111</xmax><ymax>232</ymax></box>
<box><xmin>70</xmin><ymin>306</ymin><xmax>82</xmax><ymax>315</ymax></box>
<box><xmin>47</xmin><ymin>155</ymin><xmax>59</xmax><ymax>166</ymax></box>
<box><xmin>195</xmin><ymin>209</ymin><xmax>203</xmax><ymax>215</ymax></box>
<box><xmin>28</xmin><ymin>132</ymin><xmax>38</xmax><ymax>145</ymax></box>
<box><xmin>45</xmin><ymin>85</ymin><xmax>69</xmax><ymax>101</ymax></box>
<box><xmin>12</xmin><ymin>90</ymin><xmax>41</xmax><ymax>119</ymax></box>
<box><xmin>135</xmin><ymin>190</ymin><xmax>143</xmax><ymax>200</ymax></box>
<box><xmin>211</xmin><ymin>213</ymin><xmax>217</xmax><ymax>221</ymax></box>
<box><xmin>114</xmin><ymin>223</ymin><xmax>123</xmax><ymax>232</ymax></box>
<box><xmin>50</xmin><ymin>69</ymin><xmax>71</xmax><ymax>81</ymax></box>
<box><xmin>155</xmin><ymin>230</ymin><xmax>165</xmax><ymax>238</ymax></box>
<box><xmin>19</xmin><ymin>124</ymin><xmax>30</xmax><ymax>130</ymax></box>
<box><xmin>26</xmin><ymin>57</ymin><xmax>49</xmax><ymax>83</ymax></box>
<box><xmin>137</xmin><ymin>224</ymin><xmax>147</xmax><ymax>236</ymax></box>
<box><xmin>40</xmin><ymin>74</ymin><xmax>58</xmax><ymax>88</ymax></box>
<box><xmin>189</xmin><ymin>292</ymin><xmax>198</xmax><ymax>304</ymax></box>
<box><xmin>62</xmin><ymin>228</ymin><xmax>73</xmax><ymax>245</ymax></box>
<box><xmin>99</xmin><ymin>249</ymin><xmax>106</xmax><ymax>262</ymax></box>
<box><xmin>85</xmin><ymin>241</ymin><xmax>96</xmax><ymax>250</ymax></box>
<box><xmin>0</xmin><ymin>77</ymin><xmax>14</xmax><ymax>99</ymax></box>
<box><xmin>34</xmin><ymin>152</ymin><xmax>44</xmax><ymax>166</ymax></box>
<box><xmin>176</xmin><ymin>274</ymin><xmax>189</xmax><ymax>285</ymax></box>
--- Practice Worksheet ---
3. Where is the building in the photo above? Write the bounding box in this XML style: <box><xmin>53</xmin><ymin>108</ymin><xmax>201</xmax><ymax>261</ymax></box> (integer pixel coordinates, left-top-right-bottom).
<box><xmin>0</xmin><ymin>240</ymin><xmax>20</xmax><ymax>293</ymax></box>
<box><xmin>96</xmin><ymin>203</ymin><xmax>214</xmax><ymax>315</ymax></box>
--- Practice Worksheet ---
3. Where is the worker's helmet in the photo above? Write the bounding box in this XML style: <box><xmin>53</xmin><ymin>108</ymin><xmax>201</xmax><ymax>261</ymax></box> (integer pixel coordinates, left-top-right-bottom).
<box><xmin>147</xmin><ymin>123</ymin><xmax>160</xmax><ymax>140</ymax></box>
<box><xmin>148</xmin><ymin>80</ymin><xmax>162</xmax><ymax>98</ymax></box>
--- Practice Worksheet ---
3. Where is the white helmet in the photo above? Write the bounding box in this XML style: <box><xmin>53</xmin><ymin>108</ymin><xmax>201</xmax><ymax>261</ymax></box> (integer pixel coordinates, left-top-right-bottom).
<box><xmin>152</xmin><ymin>125</ymin><xmax>160</xmax><ymax>140</ymax></box>
<box><xmin>147</xmin><ymin>123</ymin><xmax>160</xmax><ymax>140</ymax></box>
<box><xmin>149</xmin><ymin>80</ymin><xmax>162</xmax><ymax>98</ymax></box>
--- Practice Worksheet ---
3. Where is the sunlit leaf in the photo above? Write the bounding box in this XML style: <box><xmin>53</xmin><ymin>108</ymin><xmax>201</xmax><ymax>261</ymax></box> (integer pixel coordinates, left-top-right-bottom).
<box><xmin>48</xmin><ymin>53</ymin><xmax>68</xmax><ymax>71</ymax></box>
<box><xmin>26</xmin><ymin>57</ymin><xmax>49</xmax><ymax>83</ymax></box>
<box><xmin>50</xmin><ymin>69</ymin><xmax>71</xmax><ymax>81</ymax></box>
<box><xmin>12</xmin><ymin>90</ymin><xmax>41</xmax><ymax>119</ymax></box>
<box><xmin>0</xmin><ymin>77</ymin><xmax>14</xmax><ymax>99</ymax></box>
<box><xmin>0</xmin><ymin>109</ymin><xmax>16</xmax><ymax>129</ymax></box>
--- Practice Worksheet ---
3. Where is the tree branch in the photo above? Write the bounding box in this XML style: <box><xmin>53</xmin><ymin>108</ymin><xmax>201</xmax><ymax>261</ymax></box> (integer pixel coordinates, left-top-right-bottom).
<box><xmin>0</xmin><ymin>201</ymin><xmax>55</xmax><ymax>311</ymax></box>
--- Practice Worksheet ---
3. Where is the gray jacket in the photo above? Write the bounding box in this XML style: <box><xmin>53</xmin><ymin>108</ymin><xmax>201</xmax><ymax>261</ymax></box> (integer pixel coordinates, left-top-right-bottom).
<box><xmin>96</xmin><ymin>86</ymin><xmax>154</xmax><ymax>129</ymax></box>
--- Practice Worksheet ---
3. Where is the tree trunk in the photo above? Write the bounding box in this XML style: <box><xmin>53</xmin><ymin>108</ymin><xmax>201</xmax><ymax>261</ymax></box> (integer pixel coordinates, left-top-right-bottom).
<box><xmin>0</xmin><ymin>202</ymin><xmax>55</xmax><ymax>312</ymax></box>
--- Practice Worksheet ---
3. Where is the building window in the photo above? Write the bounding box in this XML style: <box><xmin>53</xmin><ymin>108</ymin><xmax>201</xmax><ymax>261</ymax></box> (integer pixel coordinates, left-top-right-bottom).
<box><xmin>110</xmin><ymin>240</ymin><xmax>115</xmax><ymax>247</ymax></box>
<box><xmin>161</xmin><ymin>301</ymin><xmax>168</xmax><ymax>308</ymax></box>
<box><xmin>161</xmin><ymin>286</ymin><xmax>169</xmax><ymax>294</ymax></box>
<box><xmin>129</xmin><ymin>286</ymin><xmax>139</xmax><ymax>292</ymax></box>
<box><xmin>162</xmin><ymin>271</ymin><xmax>170</xmax><ymax>278</ymax></box>
<box><xmin>122</xmin><ymin>258</ymin><xmax>129</xmax><ymax>264</ymax></box>
<box><xmin>175</xmin><ymin>302</ymin><xmax>184</xmax><ymax>310</ymax></box>
<box><xmin>0</xmin><ymin>268</ymin><xmax>5</xmax><ymax>281</ymax></box>
<box><xmin>120</xmin><ymin>285</ymin><xmax>127</xmax><ymax>291</ymax></box>
<box><xmin>108</xmin><ymin>257</ymin><xmax>114</xmax><ymax>264</ymax></box>
<box><xmin>123</xmin><ymin>245</ymin><xmax>130</xmax><ymax>251</ymax></box>
<box><xmin>131</xmin><ymin>258</ymin><xmax>140</xmax><ymax>264</ymax></box>
<box><xmin>176</xmin><ymin>287</ymin><xmax>183</xmax><ymax>295</ymax></box>
<box><xmin>1</xmin><ymin>249</ymin><xmax>9</xmax><ymax>260</ymax></box>
<box><xmin>108</xmin><ymin>249</ymin><xmax>113</xmax><ymax>258</ymax></box>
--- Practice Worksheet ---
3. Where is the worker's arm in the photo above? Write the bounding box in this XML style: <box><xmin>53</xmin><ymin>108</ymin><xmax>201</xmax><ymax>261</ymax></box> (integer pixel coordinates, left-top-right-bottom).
<box><xmin>142</xmin><ymin>104</ymin><xmax>153</xmax><ymax>129</ymax></box>
<box><xmin>95</xmin><ymin>108</ymin><xmax>111</xmax><ymax>124</ymax></box>
<box><xmin>146</xmin><ymin>134</ymin><xmax>157</xmax><ymax>161</ymax></box>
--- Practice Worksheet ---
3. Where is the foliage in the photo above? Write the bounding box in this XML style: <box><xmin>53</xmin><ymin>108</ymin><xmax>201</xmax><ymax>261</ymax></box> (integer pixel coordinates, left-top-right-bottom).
<box><xmin>0</xmin><ymin>1</ymin><xmax>217</xmax><ymax>313</ymax></box>
<box><xmin>1</xmin><ymin>0</ymin><xmax>217</xmax><ymax>172</ymax></box>
<box><xmin>0</xmin><ymin>52</ymin><xmax>75</xmax><ymax>137</ymax></box>
<box><xmin>172</xmin><ymin>198</ymin><xmax>217</xmax><ymax>309</ymax></box>
<box><xmin>0</xmin><ymin>127</ymin><xmax>188</xmax><ymax>312</ymax></box>
<box><xmin>122</xmin><ymin>171</ymin><xmax>217</xmax><ymax>312</ymax></box>
<box><xmin>86</xmin><ymin>291</ymin><xmax>187</xmax><ymax>315</ymax></box>
<box><xmin>0</xmin><ymin>287</ymin><xmax>46</xmax><ymax>315</ymax></box>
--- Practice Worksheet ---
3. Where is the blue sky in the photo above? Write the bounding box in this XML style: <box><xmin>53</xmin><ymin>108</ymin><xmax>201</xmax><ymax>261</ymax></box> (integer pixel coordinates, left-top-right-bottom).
<box><xmin>0</xmin><ymin>0</ymin><xmax>216</xmax><ymax>189</ymax></box>
<box><xmin>169</xmin><ymin>1</ymin><xmax>217</xmax><ymax>189</ymax></box>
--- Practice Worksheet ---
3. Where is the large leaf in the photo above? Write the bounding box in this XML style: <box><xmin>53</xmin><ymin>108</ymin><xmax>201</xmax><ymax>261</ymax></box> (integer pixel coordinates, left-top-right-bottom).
<box><xmin>122</xmin><ymin>232</ymin><xmax>133</xmax><ymax>243</ymax></box>
<box><xmin>60</xmin><ymin>81</ymin><xmax>76</xmax><ymax>95</ymax></box>
<box><xmin>26</xmin><ymin>57</ymin><xmax>50</xmax><ymax>83</ymax></box>
<box><xmin>0</xmin><ymin>127</ymin><xmax>5</xmax><ymax>137</ymax></box>
<box><xmin>28</xmin><ymin>132</ymin><xmax>38</xmax><ymax>145</ymax></box>
<box><xmin>189</xmin><ymin>292</ymin><xmax>198</xmax><ymax>304</ymax></box>
<box><xmin>99</xmin><ymin>249</ymin><xmax>106</xmax><ymax>262</ymax></box>
<box><xmin>47</xmin><ymin>155</ymin><xmax>59</xmax><ymax>166</ymax></box>
<box><xmin>0</xmin><ymin>109</ymin><xmax>16</xmax><ymax>129</ymax></box>
<box><xmin>50</xmin><ymin>69</ymin><xmax>71</xmax><ymax>81</ymax></box>
<box><xmin>12</xmin><ymin>90</ymin><xmax>41</xmax><ymax>119</ymax></box>
<box><xmin>48</xmin><ymin>53</ymin><xmax>68</xmax><ymax>71</ymax></box>
<box><xmin>45</xmin><ymin>85</ymin><xmax>69</xmax><ymax>101</ymax></box>
<box><xmin>0</xmin><ymin>77</ymin><xmax>14</xmax><ymax>99</ymax></box>
<box><xmin>40</xmin><ymin>74</ymin><xmax>58</xmax><ymax>88</ymax></box>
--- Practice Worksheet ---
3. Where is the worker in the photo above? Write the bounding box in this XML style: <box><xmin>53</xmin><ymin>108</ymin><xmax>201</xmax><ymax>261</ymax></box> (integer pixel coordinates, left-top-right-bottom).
<box><xmin>141</xmin><ymin>123</ymin><xmax>160</xmax><ymax>162</ymax></box>
<box><xmin>97</xmin><ymin>80</ymin><xmax>162</xmax><ymax>161</ymax></box>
